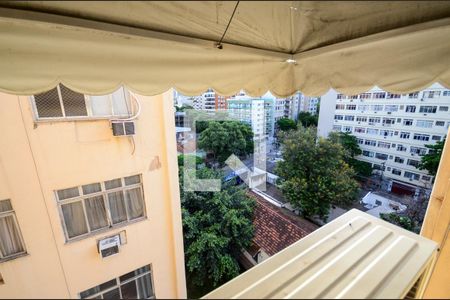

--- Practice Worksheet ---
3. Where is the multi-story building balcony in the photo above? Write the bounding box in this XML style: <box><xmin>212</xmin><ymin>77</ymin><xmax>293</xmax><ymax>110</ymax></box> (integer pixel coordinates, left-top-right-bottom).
<box><xmin>320</xmin><ymin>84</ymin><xmax>450</xmax><ymax>191</ymax></box>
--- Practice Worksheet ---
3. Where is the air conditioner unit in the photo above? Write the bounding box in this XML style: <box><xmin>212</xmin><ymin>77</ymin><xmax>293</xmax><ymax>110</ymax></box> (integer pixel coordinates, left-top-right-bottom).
<box><xmin>111</xmin><ymin>121</ymin><xmax>135</xmax><ymax>136</ymax></box>
<box><xmin>97</xmin><ymin>233</ymin><xmax>124</xmax><ymax>258</ymax></box>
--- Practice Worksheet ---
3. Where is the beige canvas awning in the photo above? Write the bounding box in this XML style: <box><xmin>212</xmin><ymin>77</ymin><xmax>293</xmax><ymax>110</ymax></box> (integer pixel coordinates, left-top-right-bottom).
<box><xmin>0</xmin><ymin>1</ymin><xmax>450</xmax><ymax>97</ymax></box>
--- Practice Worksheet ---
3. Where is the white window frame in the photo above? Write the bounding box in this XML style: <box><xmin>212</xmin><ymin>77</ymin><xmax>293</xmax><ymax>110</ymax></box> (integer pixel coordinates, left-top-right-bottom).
<box><xmin>366</xmin><ymin>128</ymin><xmax>379</xmax><ymax>135</ymax></box>
<box><xmin>377</xmin><ymin>141</ymin><xmax>391</xmax><ymax>149</ymax></box>
<box><xmin>56</xmin><ymin>175</ymin><xmax>146</xmax><ymax>242</ymax></box>
<box><xmin>371</xmin><ymin>105</ymin><xmax>384</xmax><ymax>112</ymax></box>
<box><xmin>416</xmin><ymin>120</ymin><xmax>433</xmax><ymax>128</ymax></box>
<box><xmin>405</xmin><ymin>105</ymin><xmax>416</xmax><ymax>113</ymax></box>
<box><xmin>0</xmin><ymin>200</ymin><xmax>27</xmax><ymax>261</ymax></box>
<box><xmin>373</xmin><ymin>92</ymin><xmax>386</xmax><ymax>99</ymax></box>
<box><xmin>419</xmin><ymin>106</ymin><xmax>437</xmax><ymax>113</ymax></box>
<box><xmin>399</xmin><ymin>132</ymin><xmax>410</xmax><ymax>139</ymax></box>
<box><xmin>79</xmin><ymin>265</ymin><xmax>156</xmax><ymax>299</ymax></box>
<box><xmin>408</xmin><ymin>92</ymin><xmax>419</xmax><ymax>99</ymax></box>
<box><xmin>356</xmin><ymin>116</ymin><xmax>367</xmax><ymax>122</ymax></box>
<box><xmin>413</xmin><ymin>134</ymin><xmax>430</xmax><ymax>141</ymax></box>
<box><xmin>403</xmin><ymin>119</ymin><xmax>413</xmax><ymax>126</ymax></box>
<box><xmin>30</xmin><ymin>85</ymin><xmax>133</xmax><ymax>122</ymax></box>
<box><xmin>365</xmin><ymin>139</ymin><xmax>377</xmax><ymax>147</ymax></box>
<box><xmin>384</xmin><ymin>105</ymin><xmax>398</xmax><ymax>112</ymax></box>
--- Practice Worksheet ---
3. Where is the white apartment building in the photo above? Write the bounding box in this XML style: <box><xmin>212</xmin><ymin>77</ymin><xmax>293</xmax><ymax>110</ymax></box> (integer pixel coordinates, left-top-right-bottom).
<box><xmin>318</xmin><ymin>84</ymin><xmax>450</xmax><ymax>194</ymax></box>
<box><xmin>284</xmin><ymin>93</ymin><xmax>301</xmax><ymax>121</ymax></box>
<box><xmin>299</xmin><ymin>95</ymin><xmax>321</xmax><ymax>115</ymax></box>
<box><xmin>274</xmin><ymin>98</ymin><xmax>287</xmax><ymax>124</ymax></box>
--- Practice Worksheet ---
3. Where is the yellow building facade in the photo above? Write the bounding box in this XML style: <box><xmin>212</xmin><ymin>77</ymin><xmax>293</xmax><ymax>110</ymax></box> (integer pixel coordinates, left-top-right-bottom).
<box><xmin>0</xmin><ymin>88</ymin><xmax>186</xmax><ymax>298</ymax></box>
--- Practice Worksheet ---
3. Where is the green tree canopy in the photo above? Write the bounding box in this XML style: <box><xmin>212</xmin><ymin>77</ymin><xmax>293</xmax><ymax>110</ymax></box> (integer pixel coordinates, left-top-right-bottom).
<box><xmin>297</xmin><ymin>111</ymin><xmax>318</xmax><ymax>127</ymax></box>
<box><xmin>175</xmin><ymin>104</ymin><xmax>194</xmax><ymax>112</ymax></box>
<box><xmin>328</xmin><ymin>131</ymin><xmax>373</xmax><ymax>178</ymax></box>
<box><xmin>380</xmin><ymin>212</ymin><xmax>418</xmax><ymax>233</ymax></box>
<box><xmin>179</xmin><ymin>167</ymin><xmax>255</xmax><ymax>291</ymax></box>
<box><xmin>418</xmin><ymin>138</ymin><xmax>446</xmax><ymax>177</ymax></box>
<box><xmin>177</xmin><ymin>154</ymin><xmax>204</xmax><ymax>168</ymax></box>
<box><xmin>276</xmin><ymin>126</ymin><xmax>359</xmax><ymax>220</ymax></box>
<box><xmin>198</xmin><ymin>121</ymin><xmax>254</xmax><ymax>164</ymax></box>
<box><xmin>277</xmin><ymin>117</ymin><xmax>297</xmax><ymax>131</ymax></box>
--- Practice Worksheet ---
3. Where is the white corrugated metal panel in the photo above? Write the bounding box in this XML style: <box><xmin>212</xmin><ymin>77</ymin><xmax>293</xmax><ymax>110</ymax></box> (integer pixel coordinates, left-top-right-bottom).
<box><xmin>203</xmin><ymin>209</ymin><xmax>438</xmax><ymax>299</ymax></box>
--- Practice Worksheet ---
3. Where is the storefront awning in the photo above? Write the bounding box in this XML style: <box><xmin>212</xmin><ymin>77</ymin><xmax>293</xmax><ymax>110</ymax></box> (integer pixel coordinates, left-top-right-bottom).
<box><xmin>0</xmin><ymin>1</ymin><xmax>449</xmax><ymax>97</ymax></box>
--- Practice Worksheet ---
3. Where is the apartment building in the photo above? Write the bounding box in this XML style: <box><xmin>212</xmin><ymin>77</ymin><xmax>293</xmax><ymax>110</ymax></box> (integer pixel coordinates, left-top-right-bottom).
<box><xmin>273</xmin><ymin>98</ymin><xmax>287</xmax><ymax>124</ymax></box>
<box><xmin>0</xmin><ymin>85</ymin><xmax>186</xmax><ymax>298</ymax></box>
<box><xmin>318</xmin><ymin>84</ymin><xmax>450</xmax><ymax>194</ymax></box>
<box><xmin>227</xmin><ymin>97</ymin><xmax>276</xmax><ymax>140</ymax></box>
<box><xmin>299</xmin><ymin>95</ymin><xmax>321</xmax><ymax>115</ymax></box>
<box><xmin>284</xmin><ymin>93</ymin><xmax>301</xmax><ymax>121</ymax></box>
<box><xmin>215</xmin><ymin>94</ymin><xmax>229</xmax><ymax>110</ymax></box>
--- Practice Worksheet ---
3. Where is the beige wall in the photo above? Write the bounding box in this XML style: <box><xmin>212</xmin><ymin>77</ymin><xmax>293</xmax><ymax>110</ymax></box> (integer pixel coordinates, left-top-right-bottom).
<box><xmin>421</xmin><ymin>126</ymin><xmax>450</xmax><ymax>298</ymax></box>
<box><xmin>0</xmin><ymin>91</ymin><xmax>186</xmax><ymax>298</ymax></box>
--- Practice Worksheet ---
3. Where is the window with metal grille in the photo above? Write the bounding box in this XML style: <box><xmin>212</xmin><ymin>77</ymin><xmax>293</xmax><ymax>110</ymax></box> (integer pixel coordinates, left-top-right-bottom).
<box><xmin>0</xmin><ymin>199</ymin><xmax>26</xmax><ymax>260</ymax></box>
<box><xmin>79</xmin><ymin>265</ymin><xmax>155</xmax><ymax>299</ymax></box>
<box><xmin>56</xmin><ymin>175</ymin><xmax>145</xmax><ymax>241</ymax></box>
<box><xmin>32</xmin><ymin>84</ymin><xmax>131</xmax><ymax>120</ymax></box>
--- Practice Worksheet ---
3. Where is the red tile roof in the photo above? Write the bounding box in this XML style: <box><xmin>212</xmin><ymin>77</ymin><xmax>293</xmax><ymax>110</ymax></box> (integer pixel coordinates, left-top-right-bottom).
<box><xmin>249</xmin><ymin>191</ymin><xmax>319</xmax><ymax>257</ymax></box>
